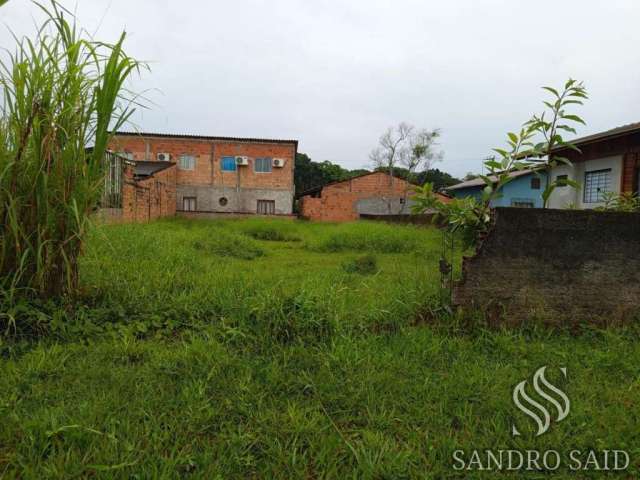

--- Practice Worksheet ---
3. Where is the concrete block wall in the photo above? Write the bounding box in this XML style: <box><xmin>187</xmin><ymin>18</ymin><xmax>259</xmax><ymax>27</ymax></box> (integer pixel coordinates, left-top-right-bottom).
<box><xmin>454</xmin><ymin>208</ymin><xmax>640</xmax><ymax>325</ymax></box>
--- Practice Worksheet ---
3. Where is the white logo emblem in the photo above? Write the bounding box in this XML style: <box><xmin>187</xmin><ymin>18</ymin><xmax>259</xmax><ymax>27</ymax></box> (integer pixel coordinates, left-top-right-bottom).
<box><xmin>512</xmin><ymin>366</ymin><xmax>570</xmax><ymax>436</ymax></box>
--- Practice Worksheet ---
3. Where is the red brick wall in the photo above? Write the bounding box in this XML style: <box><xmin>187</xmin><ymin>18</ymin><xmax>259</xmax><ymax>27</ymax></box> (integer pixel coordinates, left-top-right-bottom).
<box><xmin>299</xmin><ymin>172</ymin><xmax>414</xmax><ymax>222</ymax></box>
<box><xmin>109</xmin><ymin>135</ymin><xmax>295</xmax><ymax>192</ymax></box>
<box><xmin>622</xmin><ymin>152</ymin><xmax>639</xmax><ymax>193</ymax></box>
<box><xmin>121</xmin><ymin>163</ymin><xmax>177</xmax><ymax>223</ymax></box>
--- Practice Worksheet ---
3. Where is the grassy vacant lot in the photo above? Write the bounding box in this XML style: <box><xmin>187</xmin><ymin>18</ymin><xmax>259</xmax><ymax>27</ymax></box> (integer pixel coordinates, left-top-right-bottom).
<box><xmin>1</xmin><ymin>218</ymin><xmax>639</xmax><ymax>478</ymax></box>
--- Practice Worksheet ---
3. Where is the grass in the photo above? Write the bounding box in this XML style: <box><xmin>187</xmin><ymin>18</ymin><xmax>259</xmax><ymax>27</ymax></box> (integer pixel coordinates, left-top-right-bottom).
<box><xmin>1</xmin><ymin>218</ymin><xmax>639</xmax><ymax>478</ymax></box>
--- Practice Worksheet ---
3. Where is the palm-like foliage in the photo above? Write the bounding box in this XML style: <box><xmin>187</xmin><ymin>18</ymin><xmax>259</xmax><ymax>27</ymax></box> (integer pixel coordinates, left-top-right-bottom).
<box><xmin>0</xmin><ymin>1</ymin><xmax>143</xmax><ymax>299</ymax></box>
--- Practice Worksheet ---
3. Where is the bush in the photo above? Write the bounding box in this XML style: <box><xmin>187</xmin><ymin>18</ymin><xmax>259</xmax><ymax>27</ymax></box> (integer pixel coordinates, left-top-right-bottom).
<box><xmin>242</xmin><ymin>225</ymin><xmax>301</xmax><ymax>242</ymax></box>
<box><xmin>192</xmin><ymin>231</ymin><xmax>264</xmax><ymax>260</ymax></box>
<box><xmin>342</xmin><ymin>255</ymin><xmax>379</xmax><ymax>275</ymax></box>
<box><xmin>306</xmin><ymin>222</ymin><xmax>428</xmax><ymax>253</ymax></box>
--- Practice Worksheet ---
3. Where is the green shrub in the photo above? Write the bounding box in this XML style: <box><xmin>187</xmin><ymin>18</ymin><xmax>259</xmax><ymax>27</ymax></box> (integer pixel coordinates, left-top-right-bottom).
<box><xmin>306</xmin><ymin>221</ymin><xmax>432</xmax><ymax>253</ymax></box>
<box><xmin>342</xmin><ymin>255</ymin><xmax>379</xmax><ymax>275</ymax></box>
<box><xmin>192</xmin><ymin>231</ymin><xmax>264</xmax><ymax>260</ymax></box>
<box><xmin>242</xmin><ymin>225</ymin><xmax>301</xmax><ymax>242</ymax></box>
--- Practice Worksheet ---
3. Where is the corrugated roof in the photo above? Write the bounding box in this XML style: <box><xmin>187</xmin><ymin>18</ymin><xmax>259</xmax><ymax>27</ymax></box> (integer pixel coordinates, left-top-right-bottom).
<box><xmin>134</xmin><ymin>160</ymin><xmax>175</xmax><ymax>178</ymax></box>
<box><xmin>446</xmin><ymin>169</ymin><xmax>535</xmax><ymax>191</ymax></box>
<box><xmin>555</xmin><ymin>121</ymin><xmax>640</xmax><ymax>149</ymax></box>
<box><xmin>114</xmin><ymin>130</ymin><xmax>298</xmax><ymax>145</ymax></box>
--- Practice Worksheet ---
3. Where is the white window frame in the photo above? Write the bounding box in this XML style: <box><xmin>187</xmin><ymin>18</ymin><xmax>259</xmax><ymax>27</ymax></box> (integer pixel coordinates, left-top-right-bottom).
<box><xmin>179</xmin><ymin>154</ymin><xmax>196</xmax><ymax>171</ymax></box>
<box><xmin>583</xmin><ymin>169</ymin><xmax>612</xmax><ymax>204</ymax></box>
<box><xmin>254</xmin><ymin>157</ymin><xmax>273</xmax><ymax>173</ymax></box>
<box><xmin>182</xmin><ymin>196</ymin><xmax>197</xmax><ymax>212</ymax></box>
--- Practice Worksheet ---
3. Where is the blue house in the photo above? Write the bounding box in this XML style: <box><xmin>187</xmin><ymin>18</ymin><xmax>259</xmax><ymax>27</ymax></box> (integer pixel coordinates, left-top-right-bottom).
<box><xmin>447</xmin><ymin>169</ymin><xmax>547</xmax><ymax>208</ymax></box>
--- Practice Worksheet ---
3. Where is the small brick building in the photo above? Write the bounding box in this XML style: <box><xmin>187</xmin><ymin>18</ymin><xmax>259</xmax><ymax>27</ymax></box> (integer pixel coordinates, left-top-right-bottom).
<box><xmin>298</xmin><ymin>171</ymin><xmax>447</xmax><ymax>222</ymax></box>
<box><xmin>109</xmin><ymin>132</ymin><xmax>297</xmax><ymax>216</ymax></box>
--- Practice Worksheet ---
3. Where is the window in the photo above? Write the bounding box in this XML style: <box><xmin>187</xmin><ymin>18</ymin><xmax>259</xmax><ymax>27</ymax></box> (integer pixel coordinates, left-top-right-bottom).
<box><xmin>531</xmin><ymin>177</ymin><xmax>541</xmax><ymax>190</ymax></box>
<box><xmin>183</xmin><ymin>196</ymin><xmax>197</xmax><ymax>212</ymax></box>
<box><xmin>556</xmin><ymin>174</ymin><xmax>569</xmax><ymax>187</ymax></box>
<box><xmin>511</xmin><ymin>198</ymin><xmax>535</xmax><ymax>208</ymax></box>
<box><xmin>179</xmin><ymin>155</ymin><xmax>196</xmax><ymax>170</ymax></box>
<box><xmin>584</xmin><ymin>169</ymin><xmax>612</xmax><ymax>203</ymax></box>
<box><xmin>255</xmin><ymin>157</ymin><xmax>272</xmax><ymax>173</ymax></box>
<box><xmin>221</xmin><ymin>156</ymin><xmax>236</xmax><ymax>172</ymax></box>
<box><xmin>257</xmin><ymin>200</ymin><xmax>275</xmax><ymax>215</ymax></box>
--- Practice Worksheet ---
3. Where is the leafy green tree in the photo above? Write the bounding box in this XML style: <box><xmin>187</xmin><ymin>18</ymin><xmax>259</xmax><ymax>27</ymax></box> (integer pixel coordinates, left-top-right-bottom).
<box><xmin>294</xmin><ymin>153</ymin><xmax>360</xmax><ymax>194</ymax></box>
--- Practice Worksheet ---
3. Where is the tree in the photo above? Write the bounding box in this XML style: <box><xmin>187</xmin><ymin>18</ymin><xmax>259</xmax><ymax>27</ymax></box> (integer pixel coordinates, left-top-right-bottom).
<box><xmin>369</xmin><ymin>122</ymin><xmax>442</xmax><ymax>179</ymax></box>
<box><xmin>294</xmin><ymin>153</ymin><xmax>363</xmax><ymax>194</ymax></box>
<box><xmin>416</xmin><ymin>169</ymin><xmax>461</xmax><ymax>190</ymax></box>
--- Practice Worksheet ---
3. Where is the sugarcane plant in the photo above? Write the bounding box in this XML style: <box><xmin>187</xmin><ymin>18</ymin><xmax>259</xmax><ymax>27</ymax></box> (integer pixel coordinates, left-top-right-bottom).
<box><xmin>0</xmin><ymin>1</ymin><xmax>144</xmax><ymax>301</ymax></box>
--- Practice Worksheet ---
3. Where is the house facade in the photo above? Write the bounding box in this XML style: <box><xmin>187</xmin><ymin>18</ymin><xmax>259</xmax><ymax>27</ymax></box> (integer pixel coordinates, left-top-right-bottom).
<box><xmin>547</xmin><ymin>122</ymin><xmax>640</xmax><ymax>209</ymax></box>
<box><xmin>448</xmin><ymin>170</ymin><xmax>546</xmax><ymax>208</ymax></box>
<box><xmin>109</xmin><ymin>132</ymin><xmax>297</xmax><ymax>216</ymax></box>
<box><xmin>448</xmin><ymin>122</ymin><xmax>640</xmax><ymax>209</ymax></box>
<box><xmin>299</xmin><ymin>171</ymin><xmax>449</xmax><ymax>222</ymax></box>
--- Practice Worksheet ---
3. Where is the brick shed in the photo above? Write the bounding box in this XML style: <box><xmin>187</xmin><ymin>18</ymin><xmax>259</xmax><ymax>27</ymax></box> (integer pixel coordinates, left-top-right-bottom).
<box><xmin>98</xmin><ymin>153</ymin><xmax>177</xmax><ymax>223</ymax></box>
<box><xmin>298</xmin><ymin>171</ymin><xmax>449</xmax><ymax>222</ymax></box>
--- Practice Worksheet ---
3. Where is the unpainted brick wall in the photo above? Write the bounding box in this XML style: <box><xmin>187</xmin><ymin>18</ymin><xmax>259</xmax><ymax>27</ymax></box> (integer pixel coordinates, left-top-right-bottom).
<box><xmin>121</xmin><ymin>163</ymin><xmax>177</xmax><ymax>223</ymax></box>
<box><xmin>109</xmin><ymin>135</ymin><xmax>295</xmax><ymax>214</ymax></box>
<box><xmin>454</xmin><ymin>208</ymin><xmax>640</xmax><ymax>325</ymax></box>
<box><xmin>299</xmin><ymin>172</ymin><xmax>414</xmax><ymax>222</ymax></box>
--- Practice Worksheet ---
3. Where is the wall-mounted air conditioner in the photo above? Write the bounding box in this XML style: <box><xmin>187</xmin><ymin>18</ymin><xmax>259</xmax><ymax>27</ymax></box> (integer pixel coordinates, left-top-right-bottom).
<box><xmin>157</xmin><ymin>152</ymin><xmax>171</xmax><ymax>162</ymax></box>
<box><xmin>235</xmin><ymin>156</ymin><xmax>250</xmax><ymax>166</ymax></box>
<box><xmin>273</xmin><ymin>158</ymin><xmax>286</xmax><ymax>168</ymax></box>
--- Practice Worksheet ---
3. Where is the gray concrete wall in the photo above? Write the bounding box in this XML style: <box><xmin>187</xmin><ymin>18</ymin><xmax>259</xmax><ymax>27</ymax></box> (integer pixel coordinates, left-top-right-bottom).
<box><xmin>177</xmin><ymin>185</ymin><xmax>293</xmax><ymax>215</ymax></box>
<box><xmin>355</xmin><ymin>197</ymin><xmax>416</xmax><ymax>215</ymax></box>
<box><xmin>454</xmin><ymin>207</ymin><xmax>640</xmax><ymax>326</ymax></box>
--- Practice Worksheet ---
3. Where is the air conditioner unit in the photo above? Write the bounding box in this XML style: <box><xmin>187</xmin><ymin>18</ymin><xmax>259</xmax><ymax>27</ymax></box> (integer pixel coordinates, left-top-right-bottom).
<box><xmin>235</xmin><ymin>156</ymin><xmax>250</xmax><ymax>166</ymax></box>
<box><xmin>273</xmin><ymin>158</ymin><xmax>286</xmax><ymax>168</ymax></box>
<box><xmin>157</xmin><ymin>152</ymin><xmax>171</xmax><ymax>162</ymax></box>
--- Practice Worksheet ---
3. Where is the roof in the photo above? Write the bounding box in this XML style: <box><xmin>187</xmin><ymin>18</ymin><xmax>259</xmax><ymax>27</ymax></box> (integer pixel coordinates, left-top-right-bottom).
<box><xmin>134</xmin><ymin>160</ymin><xmax>176</xmax><ymax>178</ymax></box>
<box><xmin>553</xmin><ymin>121</ymin><xmax>640</xmax><ymax>150</ymax></box>
<box><xmin>113</xmin><ymin>130</ymin><xmax>298</xmax><ymax>146</ymax></box>
<box><xmin>297</xmin><ymin>171</ymin><xmax>415</xmax><ymax>197</ymax></box>
<box><xmin>446</xmin><ymin>168</ymin><xmax>535</xmax><ymax>191</ymax></box>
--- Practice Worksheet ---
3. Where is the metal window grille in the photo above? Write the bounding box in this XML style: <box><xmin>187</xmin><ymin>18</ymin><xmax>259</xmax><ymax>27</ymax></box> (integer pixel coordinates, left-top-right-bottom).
<box><xmin>583</xmin><ymin>169</ymin><xmax>611</xmax><ymax>203</ymax></box>
<box><xmin>257</xmin><ymin>200</ymin><xmax>275</xmax><ymax>215</ymax></box>
<box><xmin>255</xmin><ymin>157</ymin><xmax>272</xmax><ymax>173</ymax></box>
<box><xmin>101</xmin><ymin>151</ymin><xmax>125</xmax><ymax>208</ymax></box>
<box><xmin>511</xmin><ymin>198</ymin><xmax>535</xmax><ymax>208</ymax></box>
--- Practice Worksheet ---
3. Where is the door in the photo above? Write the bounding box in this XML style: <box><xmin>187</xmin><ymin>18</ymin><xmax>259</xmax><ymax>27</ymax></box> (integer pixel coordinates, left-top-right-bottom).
<box><xmin>257</xmin><ymin>200</ymin><xmax>275</xmax><ymax>215</ymax></box>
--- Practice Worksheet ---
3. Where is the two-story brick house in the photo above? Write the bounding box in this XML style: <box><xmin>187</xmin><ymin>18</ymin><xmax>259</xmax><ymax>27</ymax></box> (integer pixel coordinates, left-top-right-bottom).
<box><xmin>109</xmin><ymin>132</ymin><xmax>297</xmax><ymax>216</ymax></box>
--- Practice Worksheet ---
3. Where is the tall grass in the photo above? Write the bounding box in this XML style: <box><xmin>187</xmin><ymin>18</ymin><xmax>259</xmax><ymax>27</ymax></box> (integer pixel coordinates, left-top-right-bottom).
<box><xmin>0</xmin><ymin>1</ymin><xmax>142</xmax><ymax>300</ymax></box>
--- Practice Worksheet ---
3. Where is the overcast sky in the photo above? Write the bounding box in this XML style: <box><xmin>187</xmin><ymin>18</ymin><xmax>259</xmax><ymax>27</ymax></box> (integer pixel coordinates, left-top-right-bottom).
<box><xmin>2</xmin><ymin>1</ymin><xmax>639</xmax><ymax>177</ymax></box>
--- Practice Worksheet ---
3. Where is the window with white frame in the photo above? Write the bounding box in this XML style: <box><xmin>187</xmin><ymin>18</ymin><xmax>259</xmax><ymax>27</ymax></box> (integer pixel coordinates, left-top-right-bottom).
<box><xmin>583</xmin><ymin>169</ymin><xmax>611</xmax><ymax>203</ymax></box>
<box><xmin>179</xmin><ymin>155</ymin><xmax>196</xmax><ymax>171</ymax></box>
<box><xmin>255</xmin><ymin>157</ymin><xmax>272</xmax><ymax>173</ymax></box>
<box><xmin>182</xmin><ymin>196</ymin><xmax>197</xmax><ymax>211</ymax></box>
